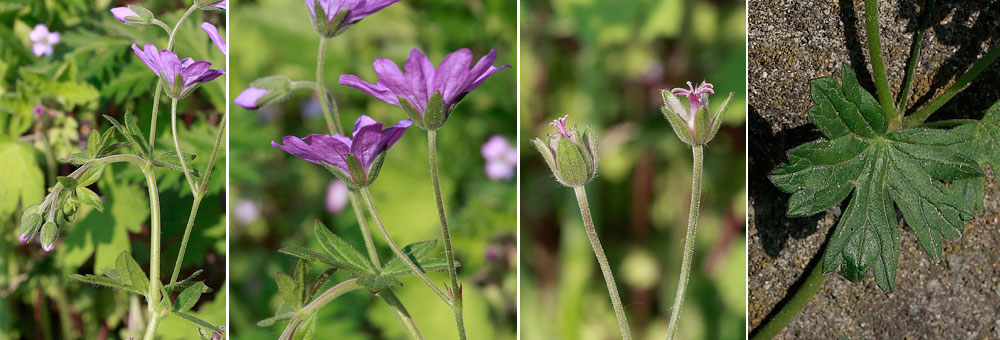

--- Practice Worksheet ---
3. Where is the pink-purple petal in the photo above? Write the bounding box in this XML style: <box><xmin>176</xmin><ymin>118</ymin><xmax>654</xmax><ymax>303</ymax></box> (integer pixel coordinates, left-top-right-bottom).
<box><xmin>201</xmin><ymin>22</ymin><xmax>227</xmax><ymax>55</ymax></box>
<box><xmin>235</xmin><ymin>87</ymin><xmax>268</xmax><ymax>109</ymax></box>
<box><xmin>111</xmin><ymin>7</ymin><xmax>138</xmax><ymax>23</ymax></box>
<box><xmin>433</xmin><ymin>48</ymin><xmax>474</xmax><ymax>105</ymax></box>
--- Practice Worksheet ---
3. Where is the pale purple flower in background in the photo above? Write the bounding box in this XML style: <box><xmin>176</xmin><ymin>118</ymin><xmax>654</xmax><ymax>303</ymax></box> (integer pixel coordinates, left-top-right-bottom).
<box><xmin>33</xmin><ymin>106</ymin><xmax>45</xmax><ymax>116</ymax></box>
<box><xmin>272</xmin><ymin>115</ymin><xmax>410</xmax><ymax>186</ymax></box>
<box><xmin>110</xmin><ymin>7</ymin><xmax>139</xmax><ymax>23</ymax></box>
<box><xmin>325</xmin><ymin>179</ymin><xmax>349</xmax><ymax>214</ymax></box>
<box><xmin>481</xmin><ymin>135</ymin><xmax>516</xmax><ymax>180</ymax></box>
<box><xmin>234</xmin><ymin>87</ymin><xmax>268</xmax><ymax>109</ymax></box>
<box><xmin>670</xmin><ymin>81</ymin><xmax>714</xmax><ymax>123</ymax></box>
<box><xmin>306</xmin><ymin>0</ymin><xmax>399</xmax><ymax>30</ymax></box>
<box><xmin>339</xmin><ymin>48</ymin><xmax>510</xmax><ymax>122</ymax></box>
<box><xmin>201</xmin><ymin>22</ymin><xmax>227</xmax><ymax>55</ymax></box>
<box><xmin>234</xmin><ymin>200</ymin><xmax>261</xmax><ymax>226</ymax></box>
<box><xmin>29</xmin><ymin>24</ymin><xmax>59</xmax><ymax>57</ymax></box>
<box><xmin>132</xmin><ymin>44</ymin><xmax>225</xmax><ymax>97</ymax></box>
<box><xmin>302</xmin><ymin>97</ymin><xmax>323</xmax><ymax>119</ymax></box>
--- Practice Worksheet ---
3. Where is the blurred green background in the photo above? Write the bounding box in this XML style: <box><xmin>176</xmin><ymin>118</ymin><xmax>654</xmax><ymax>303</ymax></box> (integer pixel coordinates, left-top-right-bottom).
<box><xmin>229</xmin><ymin>0</ymin><xmax>515</xmax><ymax>339</ymax></box>
<box><xmin>0</xmin><ymin>0</ymin><xmax>226</xmax><ymax>339</ymax></box>
<box><xmin>519</xmin><ymin>0</ymin><xmax>746</xmax><ymax>339</ymax></box>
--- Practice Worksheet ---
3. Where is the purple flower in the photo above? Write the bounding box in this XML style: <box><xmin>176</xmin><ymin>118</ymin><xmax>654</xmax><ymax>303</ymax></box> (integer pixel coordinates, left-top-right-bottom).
<box><xmin>235</xmin><ymin>87</ymin><xmax>268</xmax><ymax>109</ymax></box>
<box><xmin>110</xmin><ymin>7</ymin><xmax>138</xmax><ymax>23</ymax></box>
<box><xmin>234</xmin><ymin>200</ymin><xmax>261</xmax><ymax>226</ymax></box>
<box><xmin>272</xmin><ymin>115</ymin><xmax>411</xmax><ymax>187</ymax></box>
<box><xmin>29</xmin><ymin>24</ymin><xmax>59</xmax><ymax>57</ymax></box>
<box><xmin>201</xmin><ymin>22</ymin><xmax>227</xmax><ymax>56</ymax></box>
<box><xmin>33</xmin><ymin>106</ymin><xmax>45</xmax><ymax>116</ymax></box>
<box><xmin>212</xmin><ymin>0</ymin><xmax>226</xmax><ymax>10</ymax></box>
<box><xmin>670</xmin><ymin>81</ymin><xmax>714</xmax><ymax>125</ymax></box>
<box><xmin>305</xmin><ymin>0</ymin><xmax>400</xmax><ymax>37</ymax></box>
<box><xmin>132</xmin><ymin>44</ymin><xmax>225</xmax><ymax>99</ymax></box>
<box><xmin>326</xmin><ymin>179</ymin><xmax>349</xmax><ymax>214</ymax></box>
<box><xmin>481</xmin><ymin>135</ymin><xmax>516</xmax><ymax>180</ymax></box>
<box><xmin>339</xmin><ymin>48</ymin><xmax>510</xmax><ymax>130</ymax></box>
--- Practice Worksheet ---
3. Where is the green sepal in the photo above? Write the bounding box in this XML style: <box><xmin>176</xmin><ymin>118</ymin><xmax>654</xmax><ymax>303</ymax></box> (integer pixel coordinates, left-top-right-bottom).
<box><xmin>77</xmin><ymin>163</ymin><xmax>106</xmax><ymax>187</ymax></box>
<box><xmin>345</xmin><ymin>154</ymin><xmax>367</xmax><ymax>187</ymax></box>
<box><xmin>328</xmin><ymin>9</ymin><xmax>352</xmax><ymax>36</ymax></box>
<box><xmin>705</xmin><ymin>92</ymin><xmax>734</xmax><ymax>143</ymax></box>
<box><xmin>660</xmin><ymin>90</ymin><xmax>695</xmax><ymax>145</ymax></box>
<box><xmin>76</xmin><ymin>186</ymin><xmax>104</xmax><ymax>213</ymax></box>
<box><xmin>247</xmin><ymin>75</ymin><xmax>294</xmax><ymax>109</ymax></box>
<box><xmin>422</xmin><ymin>92</ymin><xmax>447</xmax><ymax>131</ymax></box>
<box><xmin>693</xmin><ymin>106</ymin><xmax>711</xmax><ymax>144</ymax></box>
<box><xmin>555</xmin><ymin>137</ymin><xmax>589</xmax><ymax>187</ymax></box>
<box><xmin>17</xmin><ymin>206</ymin><xmax>43</xmax><ymax>241</ymax></box>
<box><xmin>39</xmin><ymin>221</ymin><xmax>57</xmax><ymax>250</ymax></box>
<box><xmin>364</xmin><ymin>152</ymin><xmax>387</xmax><ymax>186</ymax></box>
<box><xmin>530</xmin><ymin>138</ymin><xmax>559</xmax><ymax>178</ymax></box>
<box><xmin>322</xmin><ymin>161</ymin><xmax>358</xmax><ymax>190</ymax></box>
<box><xmin>399</xmin><ymin>97</ymin><xmax>428</xmax><ymax>130</ymax></box>
<box><xmin>174</xmin><ymin>281</ymin><xmax>207</xmax><ymax>312</ymax></box>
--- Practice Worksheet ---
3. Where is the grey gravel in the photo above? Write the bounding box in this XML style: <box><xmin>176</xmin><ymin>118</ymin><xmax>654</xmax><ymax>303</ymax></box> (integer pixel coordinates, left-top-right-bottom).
<box><xmin>749</xmin><ymin>0</ymin><xmax>1000</xmax><ymax>338</ymax></box>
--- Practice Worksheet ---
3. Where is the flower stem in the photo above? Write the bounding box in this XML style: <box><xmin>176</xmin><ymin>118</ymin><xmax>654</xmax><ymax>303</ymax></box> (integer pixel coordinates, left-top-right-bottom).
<box><xmin>141</xmin><ymin>313</ymin><xmax>160</xmax><ymax>340</ymax></box>
<box><xmin>280</xmin><ymin>279</ymin><xmax>361</xmax><ymax>340</ymax></box>
<box><xmin>149</xmin><ymin>4</ymin><xmax>199</xmax><ymax>151</ymax></box>
<box><xmin>572</xmin><ymin>185</ymin><xmax>632</xmax><ymax>340</ymax></box>
<box><xmin>665</xmin><ymin>144</ymin><xmax>703</xmax><ymax>340</ymax></box>
<box><xmin>426</xmin><ymin>130</ymin><xmax>467</xmax><ymax>340</ymax></box>
<box><xmin>896</xmin><ymin>0</ymin><xmax>936</xmax><ymax>113</ymax></box>
<box><xmin>170</xmin><ymin>99</ymin><xmax>198</xmax><ymax>193</ymax></box>
<box><xmin>315</xmin><ymin>37</ymin><xmax>342</xmax><ymax>134</ymax></box>
<box><xmin>749</xmin><ymin>257</ymin><xmax>827</xmax><ymax>340</ymax></box>
<box><xmin>140</xmin><ymin>164</ymin><xmax>162</xmax><ymax>334</ymax></box>
<box><xmin>380</xmin><ymin>290</ymin><xmax>425</xmax><ymax>340</ymax></box>
<box><xmin>359</xmin><ymin>187</ymin><xmax>454</xmax><ymax>306</ymax></box>
<box><xmin>863</xmin><ymin>0</ymin><xmax>899</xmax><ymax>128</ymax></box>
<box><xmin>904</xmin><ymin>42</ymin><xmax>1000</xmax><ymax>127</ymax></box>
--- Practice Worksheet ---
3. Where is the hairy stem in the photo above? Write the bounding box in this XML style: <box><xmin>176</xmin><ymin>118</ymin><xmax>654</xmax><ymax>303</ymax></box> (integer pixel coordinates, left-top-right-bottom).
<box><xmin>897</xmin><ymin>0</ymin><xmax>936</xmax><ymax>113</ymax></box>
<box><xmin>141</xmin><ymin>313</ymin><xmax>160</xmax><ymax>340</ymax></box>
<box><xmin>426</xmin><ymin>130</ymin><xmax>467</xmax><ymax>340</ymax></box>
<box><xmin>380</xmin><ymin>291</ymin><xmax>425</xmax><ymax>340</ymax></box>
<box><xmin>359</xmin><ymin>187</ymin><xmax>454</xmax><ymax>305</ymax></box>
<box><xmin>863</xmin><ymin>0</ymin><xmax>899</xmax><ymax>128</ymax></box>
<box><xmin>749</xmin><ymin>257</ymin><xmax>827</xmax><ymax>340</ymax></box>
<box><xmin>170</xmin><ymin>99</ymin><xmax>198</xmax><ymax>193</ymax></box>
<box><xmin>573</xmin><ymin>186</ymin><xmax>632</xmax><ymax>340</ymax></box>
<box><xmin>280</xmin><ymin>279</ymin><xmax>361</xmax><ymax>340</ymax></box>
<box><xmin>140</xmin><ymin>164</ymin><xmax>162</xmax><ymax>336</ymax></box>
<box><xmin>665</xmin><ymin>144</ymin><xmax>703</xmax><ymax>340</ymax></box>
<box><xmin>904</xmin><ymin>42</ymin><xmax>1000</xmax><ymax>127</ymax></box>
<box><xmin>315</xmin><ymin>37</ymin><xmax>342</xmax><ymax>134</ymax></box>
<box><xmin>149</xmin><ymin>4</ymin><xmax>198</xmax><ymax>151</ymax></box>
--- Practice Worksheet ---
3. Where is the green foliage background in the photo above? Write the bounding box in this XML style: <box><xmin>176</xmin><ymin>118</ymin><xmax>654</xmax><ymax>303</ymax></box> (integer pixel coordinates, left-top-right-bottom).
<box><xmin>519</xmin><ymin>0</ymin><xmax>747</xmax><ymax>339</ymax></box>
<box><xmin>229</xmin><ymin>0</ymin><xmax>515</xmax><ymax>339</ymax></box>
<box><xmin>0</xmin><ymin>0</ymin><xmax>226</xmax><ymax>339</ymax></box>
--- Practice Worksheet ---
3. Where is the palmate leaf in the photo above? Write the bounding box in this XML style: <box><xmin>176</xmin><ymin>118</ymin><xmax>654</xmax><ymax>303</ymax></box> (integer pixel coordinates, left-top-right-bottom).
<box><xmin>770</xmin><ymin>66</ymin><xmax>984</xmax><ymax>291</ymax></box>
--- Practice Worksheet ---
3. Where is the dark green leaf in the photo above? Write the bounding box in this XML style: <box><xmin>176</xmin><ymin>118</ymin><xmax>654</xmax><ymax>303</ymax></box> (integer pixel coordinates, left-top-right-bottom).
<box><xmin>887</xmin><ymin>128</ymin><xmax>981</xmax><ymax>180</ymax></box>
<box><xmin>808</xmin><ymin>66</ymin><xmax>885</xmax><ymax>139</ymax></box>
<box><xmin>87</xmin><ymin>130</ymin><xmax>101</xmax><ymax>159</ymax></box>
<box><xmin>769</xmin><ymin>135</ymin><xmax>869</xmax><ymax>216</ymax></box>
<box><xmin>103</xmin><ymin>114</ymin><xmax>147</xmax><ymax>157</ymax></box>
<box><xmin>313</xmin><ymin>220</ymin><xmax>375</xmax><ymax>275</ymax></box>
<box><xmin>279</xmin><ymin>245</ymin><xmax>339</xmax><ymax>267</ymax></box>
<box><xmin>151</xmin><ymin>151</ymin><xmax>202</xmax><ymax>177</ymax></box>
<box><xmin>58</xmin><ymin>151</ymin><xmax>90</xmax><ymax>166</ymax></box>
<box><xmin>174</xmin><ymin>282</ymin><xmax>206</xmax><ymax>312</ymax></box>
<box><xmin>77</xmin><ymin>163</ymin><xmax>106</xmax><ymax>187</ymax></box>
<box><xmin>356</xmin><ymin>273</ymin><xmax>403</xmax><ymax>293</ymax></box>
<box><xmin>950</xmin><ymin>177</ymin><xmax>984</xmax><ymax>213</ymax></box>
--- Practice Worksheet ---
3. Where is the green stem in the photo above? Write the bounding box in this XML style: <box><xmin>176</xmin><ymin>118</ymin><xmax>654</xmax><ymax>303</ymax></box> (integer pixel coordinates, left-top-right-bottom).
<box><xmin>426</xmin><ymin>130</ymin><xmax>467</xmax><ymax>340</ymax></box>
<box><xmin>379</xmin><ymin>291</ymin><xmax>425</xmax><ymax>340</ymax></box>
<box><xmin>863</xmin><ymin>0</ymin><xmax>899</xmax><ymax>127</ymax></box>
<box><xmin>358</xmin><ymin>187</ymin><xmax>454</xmax><ymax>305</ymax></box>
<box><xmin>350</xmin><ymin>192</ymin><xmax>381</xmax><ymax>268</ymax></box>
<box><xmin>170</xmin><ymin>99</ymin><xmax>198</xmax><ymax>193</ymax></box>
<box><xmin>315</xmin><ymin>38</ymin><xmax>342</xmax><ymax>134</ymax></box>
<box><xmin>140</xmin><ymin>164</ymin><xmax>162</xmax><ymax>332</ymax></box>
<box><xmin>896</xmin><ymin>0</ymin><xmax>936</xmax><ymax>113</ymax></box>
<box><xmin>141</xmin><ymin>312</ymin><xmax>160</xmax><ymax>340</ymax></box>
<box><xmin>148</xmin><ymin>4</ymin><xmax>198</xmax><ymax>151</ymax></box>
<box><xmin>573</xmin><ymin>186</ymin><xmax>632</xmax><ymax>340</ymax></box>
<box><xmin>280</xmin><ymin>279</ymin><xmax>361</xmax><ymax>340</ymax></box>
<box><xmin>665</xmin><ymin>144</ymin><xmax>703</xmax><ymax>340</ymax></box>
<box><xmin>904</xmin><ymin>43</ymin><xmax>1000</xmax><ymax>127</ymax></box>
<box><xmin>749</xmin><ymin>258</ymin><xmax>827</xmax><ymax>340</ymax></box>
<box><xmin>166</xmin><ymin>111</ymin><xmax>226</xmax><ymax>295</ymax></box>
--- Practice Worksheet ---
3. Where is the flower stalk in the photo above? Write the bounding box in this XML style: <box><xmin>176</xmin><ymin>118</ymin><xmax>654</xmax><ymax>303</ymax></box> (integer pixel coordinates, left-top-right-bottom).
<box><xmin>664</xmin><ymin>144</ymin><xmax>703</xmax><ymax>340</ymax></box>
<box><xmin>427</xmin><ymin>130</ymin><xmax>468</xmax><ymax>339</ymax></box>
<box><xmin>573</xmin><ymin>186</ymin><xmax>632</xmax><ymax>340</ymax></box>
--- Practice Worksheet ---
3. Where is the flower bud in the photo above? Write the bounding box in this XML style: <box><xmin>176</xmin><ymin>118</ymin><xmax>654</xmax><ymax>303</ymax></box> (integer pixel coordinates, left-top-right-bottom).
<box><xmin>532</xmin><ymin>115</ymin><xmax>598</xmax><ymax>187</ymax></box>
<box><xmin>660</xmin><ymin>81</ymin><xmax>733</xmax><ymax>146</ymax></box>
<box><xmin>111</xmin><ymin>6</ymin><xmax>154</xmax><ymax>27</ymax></box>
<box><xmin>40</xmin><ymin>221</ymin><xmax>57</xmax><ymax>252</ymax></box>
<box><xmin>196</xmin><ymin>0</ymin><xmax>226</xmax><ymax>10</ymax></box>
<box><xmin>17</xmin><ymin>206</ymin><xmax>43</xmax><ymax>243</ymax></box>
<box><xmin>235</xmin><ymin>76</ymin><xmax>293</xmax><ymax>110</ymax></box>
